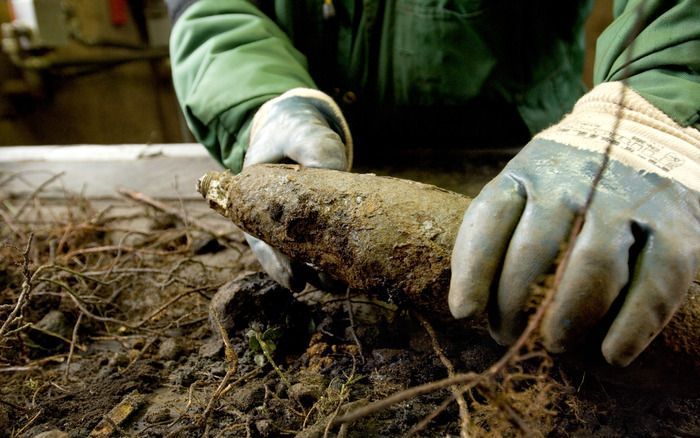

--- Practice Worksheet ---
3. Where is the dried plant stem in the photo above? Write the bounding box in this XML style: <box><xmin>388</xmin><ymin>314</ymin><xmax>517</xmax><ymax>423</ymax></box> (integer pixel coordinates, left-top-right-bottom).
<box><xmin>201</xmin><ymin>312</ymin><xmax>239</xmax><ymax>432</ymax></box>
<box><xmin>64</xmin><ymin>312</ymin><xmax>83</xmax><ymax>382</ymax></box>
<box><xmin>477</xmin><ymin>382</ymin><xmax>532</xmax><ymax>434</ymax></box>
<box><xmin>414</xmin><ymin>311</ymin><xmax>471</xmax><ymax>437</ymax></box>
<box><xmin>38</xmin><ymin>278</ymin><xmax>145</xmax><ymax>331</ymax></box>
<box><xmin>26</xmin><ymin>324</ymin><xmax>85</xmax><ymax>351</ymax></box>
<box><xmin>166</xmin><ymin>381</ymin><xmax>200</xmax><ymax>433</ymax></box>
<box><xmin>0</xmin><ymin>397</ymin><xmax>25</xmax><ymax>412</ymax></box>
<box><xmin>118</xmin><ymin>188</ymin><xmax>230</xmax><ymax>240</ymax></box>
<box><xmin>219</xmin><ymin>368</ymin><xmax>263</xmax><ymax>398</ymax></box>
<box><xmin>255</xmin><ymin>331</ymin><xmax>290</xmax><ymax>387</ymax></box>
<box><xmin>64</xmin><ymin>244</ymin><xmax>184</xmax><ymax>259</ymax></box>
<box><xmin>133</xmin><ymin>284</ymin><xmax>219</xmax><ymax>329</ymax></box>
<box><xmin>13</xmin><ymin>172</ymin><xmax>65</xmax><ymax>219</ymax></box>
<box><xmin>0</xmin><ymin>207</ymin><xmax>24</xmax><ymax>239</ymax></box>
<box><xmin>14</xmin><ymin>408</ymin><xmax>43</xmax><ymax>437</ymax></box>
<box><xmin>406</xmin><ymin>395</ymin><xmax>455</xmax><ymax>436</ymax></box>
<box><xmin>345</xmin><ymin>288</ymin><xmax>365</xmax><ymax>364</ymax></box>
<box><xmin>122</xmin><ymin>338</ymin><xmax>157</xmax><ymax>373</ymax></box>
<box><xmin>323</xmin><ymin>359</ymin><xmax>358</xmax><ymax>438</ymax></box>
<box><xmin>0</xmin><ymin>233</ymin><xmax>34</xmax><ymax>338</ymax></box>
<box><xmin>335</xmin><ymin>371</ymin><xmax>480</xmax><ymax>424</ymax></box>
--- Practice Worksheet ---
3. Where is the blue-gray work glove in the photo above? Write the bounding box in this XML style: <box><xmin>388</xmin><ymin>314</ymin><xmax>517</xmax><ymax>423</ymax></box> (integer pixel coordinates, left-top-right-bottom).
<box><xmin>243</xmin><ymin>88</ymin><xmax>353</xmax><ymax>291</ymax></box>
<box><xmin>449</xmin><ymin>83</ymin><xmax>700</xmax><ymax>366</ymax></box>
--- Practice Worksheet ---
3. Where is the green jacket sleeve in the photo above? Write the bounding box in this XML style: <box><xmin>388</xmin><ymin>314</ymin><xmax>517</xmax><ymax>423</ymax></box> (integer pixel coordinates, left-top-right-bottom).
<box><xmin>169</xmin><ymin>0</ymin><xmax>317</xmax><ymax>172</ymax></box>
<box><xmin>594</xmin><ymin>0</ymin><xmax>700</xmax><ymax>129</ymax></box>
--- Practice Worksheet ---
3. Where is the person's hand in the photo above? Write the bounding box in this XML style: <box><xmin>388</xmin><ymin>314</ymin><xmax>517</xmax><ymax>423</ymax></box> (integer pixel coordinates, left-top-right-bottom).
<box><xmin>449</xmin><ymin>82</ymin><xmax>700</xmax><ymax>366</ymax></box>
<box><xmin>243</xmin><ymin>88</ymin><xmax>353</xmax><ymax>291</ymax></box>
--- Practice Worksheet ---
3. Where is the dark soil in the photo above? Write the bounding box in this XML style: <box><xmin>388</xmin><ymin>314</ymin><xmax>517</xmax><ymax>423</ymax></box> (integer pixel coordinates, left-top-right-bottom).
<box><xmin>0</xmin><ymin>177</ymin><xmax>698</xmax><ymax>438</ymax></box>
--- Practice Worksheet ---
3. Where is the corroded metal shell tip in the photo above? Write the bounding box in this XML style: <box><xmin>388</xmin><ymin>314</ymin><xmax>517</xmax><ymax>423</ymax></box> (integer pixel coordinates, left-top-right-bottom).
<box><xmin>197</xmin><ymin>172</ymin><xmax>216</xmax><ymax>197</ymax></box>
<box><xmin>197</xmin><ymin>171</ymin><xmax>233</xmax><ymax>211</ymax></box>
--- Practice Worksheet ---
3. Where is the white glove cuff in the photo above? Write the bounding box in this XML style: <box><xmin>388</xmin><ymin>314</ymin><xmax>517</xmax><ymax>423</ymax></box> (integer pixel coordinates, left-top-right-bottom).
<box><xmin>250</xmin><ymin>88</ymin><xmax>354</xmax><ymax>171</ymax></box>
<box><xmin>535</xmin><ymin>82</ymin><xmax>700</xmax><ymax>192</ymax></box>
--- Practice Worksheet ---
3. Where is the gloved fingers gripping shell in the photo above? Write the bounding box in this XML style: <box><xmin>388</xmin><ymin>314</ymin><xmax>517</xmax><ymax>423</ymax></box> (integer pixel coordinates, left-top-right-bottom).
<box><xmin>245</xmin><ymin>88</ymin><xmax>353</xmax><ymax>170</ymax></box>
<box><xmin>539</xmin><ymin>212</ymin><xmax>634</xmax><ymax>353</ymax></box>
<box><xmin>244</xmin><ymin>234</ymin><xmax>308</xmax><ymax>292</ymax></box>
<box><xmin>491</xmin><ymin>200</ymin><xmax>578</xmax><ymax>346</ymax></box>
<box><xmin>449</xmin><ymin>82</ymin><xmax>700</xmax><ymax>366</ymax></box>
<box><xmin>243</xmin><ymin>234</ymin><xmax>348</xmax><ymax>294</ymax></box>
<box><xmin>448</xmin><ymin>176</ymin><xmax>526</xmax><ymax>319</ymax></box>
<box><xmin>601</xmin><ymin>230</ymin><xmax>697</xmax><ymax>366</ymax></box>
<box><xmin>243</xmin><ymin>88</ymin><xmax>353</xmax><ymax>292</ymax></box>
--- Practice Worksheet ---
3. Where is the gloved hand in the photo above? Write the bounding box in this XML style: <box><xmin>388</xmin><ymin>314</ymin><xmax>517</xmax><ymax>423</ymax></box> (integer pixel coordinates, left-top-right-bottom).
<box><xmin>449</xmin><ymin>82</ymin><xmax>700</xmax><ymax>366</ymax></box>
<box><xmin>243</xmin><ymin>88</ymin><xmax>353</xmax><ymax>291</ymax></box>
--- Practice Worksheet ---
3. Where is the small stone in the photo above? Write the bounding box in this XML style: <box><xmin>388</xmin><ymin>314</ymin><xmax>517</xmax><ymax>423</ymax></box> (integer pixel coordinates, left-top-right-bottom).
<box><xmin>294</xmin><ymin>421</ymin><xmax>325</xmax><ymax>438</ymax></box>
<box><xmin>209</xmin><ymin>273</ymin><xmax>295</xmax><ymax>333</ymax></box>
<box><xmin>192</xmin><ymin>235</ymin><xmax>224</xmax><ymax>255</ymax></box>
<box><xmin>209</xmin><ymin>361</ymin><xmax>226</xmax><ymax>377</ymax></box>
<box><xmin>145</xmin><ymin>408</ymin><xmax>172</xmax><ymax>424</ymax></box>
<box><xmin>255</xmin><ymin>419</ymin><xmax>273</xmax><ymax>437</ymax></box>
<box><xmin>288</xmin><ymin>372</ymin><xmax>327</xmax><ymax>407</ymax></box>
<box><xmin>288</xmin><ymin>382</ymin><xmax>323</xmax><ymax>408</ymax></box>
<box><xmin>199</xmin><ymin>337</ymin><xmax>223</xmax><ymax>358</ymax></box>
<box><xmin>157</xmin><ymin>338</ymin><xmax>183</xmax><ymax>361</ymax></box>
<box><xmin>35</xmin><ymin>310</ymin><xmax>71</xmax><ymax>337</ymax></box>
<box><xmin>28</xmin><ymin>310</ymin><xmax>72</xmax><ymax>349</ymax></box>
<box><xmin>169</xmin><ymin>366</ymin><xmax>195</xmax><ymax>387</ymax></box>
<box><xmin>230</xmin><ymin>382</ymin><xmax>265</xmax><ymax>411</ymax></box>
<box><xmin>112</xmin><ymin>352</ymin><xmax>130</xmax><ymax>367</ymax></box>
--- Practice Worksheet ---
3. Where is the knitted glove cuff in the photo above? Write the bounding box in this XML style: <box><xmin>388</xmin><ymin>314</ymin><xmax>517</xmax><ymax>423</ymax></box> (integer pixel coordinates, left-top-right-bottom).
<box><xmin>536</xmin><ymin>82</ymin><xmax>700</xmax><ymax>192</ymax></box>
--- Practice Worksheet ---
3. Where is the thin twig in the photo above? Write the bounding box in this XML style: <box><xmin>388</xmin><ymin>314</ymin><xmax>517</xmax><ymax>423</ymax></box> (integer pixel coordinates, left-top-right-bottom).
<box><xmin>121</xmin><ymin>337</ymin><xmax>157</xmax><ymax>373</ymax></box>
<box><xmin>477</xmin><ymin>382</ymin><xmax>532</xmax><ymax>435</ymax></box>
<box><xmin>64</xmin><ymin>312</ymin><xmax>83</xmax><ymax>382</ymax></box>
<box><xmin>254</xmin><ymin>331</ymin><xmax>290</xmax><ymax>387</ymax></box>
<box><xmin>24</xmin><ymin>324</ymin><xmax>86</xmax><ymax>351</ymax></box>
<box><xmin>133</xmin><ymin>284</ymin><xmax>219</xmax><ymax>329</ymax></box>
<box><xmin>64</xmin><ymin>244</ymin><xmax>183</xmax><ymax>259</ymax></box>
<box><xmin>345</xmin><ymin>288</ymin><xmax>365</xmax><ymax>364</ymax></box>
<box><xmin>38</xmin><ymin>278</ymin><xmax>141</xmax><ymax>330</ymax></box>
<box><xmin>337</xmin><ymin>243</ymin><xmax>566</xmax><ymax>426</ymax></box>
<box><xmin>166</xmin><ymin>381</ymin><xmax>200</xmax><ymax>431</ymax></box>
<box><xmin>201</xmin><ymin>369</ymin><xmax>237</xmax><ymax>436</ymax></box>
<box><xmin>13</xmin><ymin>172</ymin><xmax>65</xmax><ymax>219</ymax></box>
<box><xmin>219</xmin><ymin>367</ymin><xmax>263</xmax><ymax>398</ymax></box>
<box><xmin>406</xmin><ymin>395</ymin><xmax>455</xmax><ymax>437</ymax></box>
<box><xmin>414</xmin><ymin>311</ymin><xmax>471</xmax><ymax>437</ymax></box>
<box><xmin>14</xmin><ymin>408</ymin><xmax>43</xmax><ymax>437</ymax></box>
<box><xmin>0</xmin><ymin>397</ymin><xmax>26</xmax><ymax>411</ymax></box>
<box><xmin>323</xmin><ymin>357</ymin><xmax>358</xmax><ymax>438</ymax></box>
<box><xmin>200</xmin><ymin>311</ymin><xmax>239</xmax><ymax>430</ymax></box>
<box><xmin>118</xmin><ymin>188</ymin><xmax>229</xmax><ymax>240</ymax></box>
<box><xmin>0</xmin><ymin>233</ymin><xmax>34</xmax><ymax>338</ymax></box>
<box><xmin>335</xmin><ymin>371</ymin><xmax>481</xmax><ymax>424</ymax></box>
<box><xmin>0</xmin><ymin>354</ymin><xmax>67</xmax><ymax>374</ymax></box>
<box><xmin>0</xmin><ymin>207</ymin><xmax>24</xmax><ymax>239</ymax></box>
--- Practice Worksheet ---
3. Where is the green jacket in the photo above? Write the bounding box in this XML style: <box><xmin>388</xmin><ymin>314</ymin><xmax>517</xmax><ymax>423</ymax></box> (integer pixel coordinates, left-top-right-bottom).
<box><xmin>168</xmin><ymin>0</ymin><xmax>700</xmax><ymax>172</ymax></box>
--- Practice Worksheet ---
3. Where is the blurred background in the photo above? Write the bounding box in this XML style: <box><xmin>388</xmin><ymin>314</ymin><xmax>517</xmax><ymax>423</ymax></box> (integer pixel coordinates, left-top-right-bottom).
<box><xmin>0</xmin><ymin>0</ymin><xmax>612</xmax><ymax>147</ymax></box>
<box><xmin>0</xmin><ymin>0</ymin><xmax>189</xmax><ymax>145</ymax></box>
